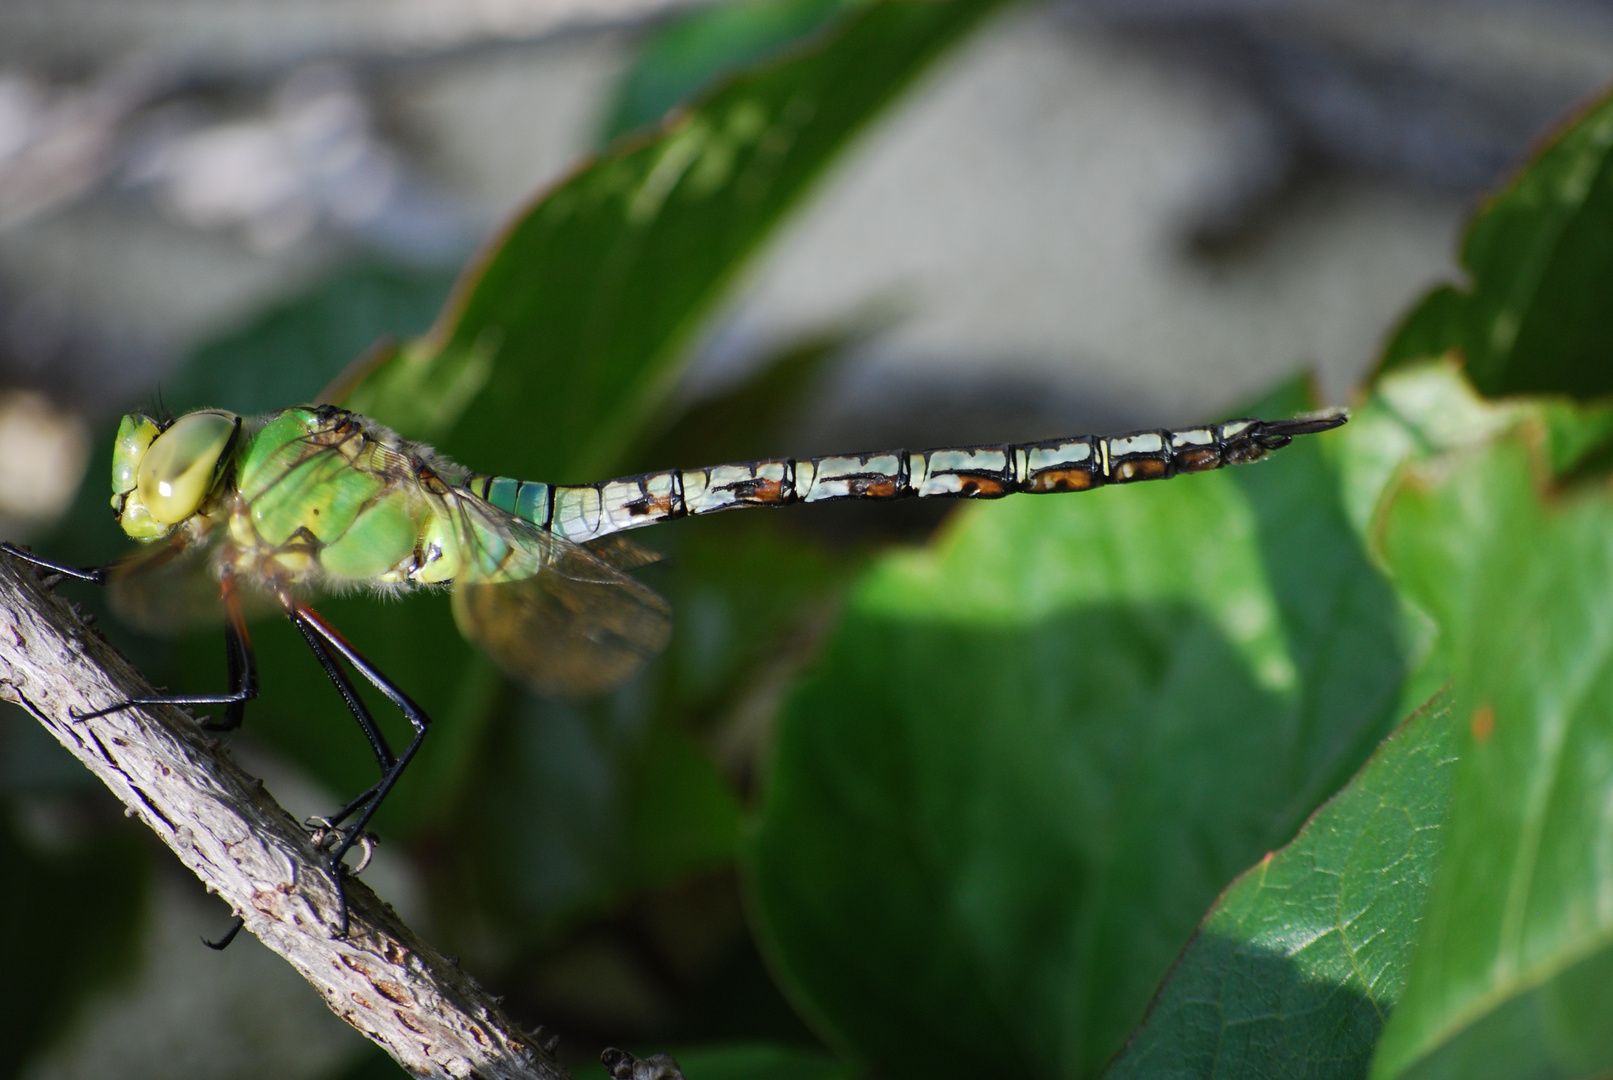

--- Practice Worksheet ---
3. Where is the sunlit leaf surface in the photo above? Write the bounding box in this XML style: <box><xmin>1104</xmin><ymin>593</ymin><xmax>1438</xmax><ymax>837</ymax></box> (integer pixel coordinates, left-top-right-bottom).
<box><xmin>1107</xmin><ymin>692</ymin><xmax>1457</xmax><ymax>1080</ymax></box>
<box><xmin>1378</xmin><ymin>90</ymin><xmax>1613</xmax><ymax>399</ymax></box>
<box><xmin>1369</xmin><ymin>427</ymin><xmax>1613</xmax><ymax>1079</ymax></box>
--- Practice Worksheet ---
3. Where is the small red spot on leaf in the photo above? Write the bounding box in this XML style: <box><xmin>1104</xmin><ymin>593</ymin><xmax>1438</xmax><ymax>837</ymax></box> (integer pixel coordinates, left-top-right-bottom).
<box><xmin>1471</xmin><ymin>704</ymin><xmax>1496</xmax><ymax>742</ymax></box>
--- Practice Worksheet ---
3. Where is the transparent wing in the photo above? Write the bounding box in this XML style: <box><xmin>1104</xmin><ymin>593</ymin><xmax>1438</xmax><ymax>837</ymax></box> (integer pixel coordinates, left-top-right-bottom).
<box><xmin>106</xmin><ymin>526</ymin><xmax>280</xmax><ymax>634</ymax></box>
<box><xmin>446</xmin><ymin>491</ymin><xmax>672</xmax><ymax>699</ymax></box>
<box><xmin>583</xmin><ymin>534</ymin><xmax>666</xmax><ymax>572</ymax></box>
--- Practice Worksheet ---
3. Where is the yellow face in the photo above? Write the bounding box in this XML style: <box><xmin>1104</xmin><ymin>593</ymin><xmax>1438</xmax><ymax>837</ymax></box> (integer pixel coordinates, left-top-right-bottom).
<box><xmin>111</xmin><ymin>410</ymin><xmax>241</xmax><ymax>540</ymax></box>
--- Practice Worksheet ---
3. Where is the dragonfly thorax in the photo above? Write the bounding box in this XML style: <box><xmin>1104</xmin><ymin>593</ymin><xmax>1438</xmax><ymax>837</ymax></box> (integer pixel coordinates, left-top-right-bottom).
<box><xmin>220</xmin><ymin>406</ymin><xmax>467</xmax><ymax>592</ymax></box>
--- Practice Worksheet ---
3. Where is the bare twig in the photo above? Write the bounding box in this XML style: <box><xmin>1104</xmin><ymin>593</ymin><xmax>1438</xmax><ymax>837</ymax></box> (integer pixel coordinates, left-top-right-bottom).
<box><xmin>0</xmin><ymin>555</ymin><xmax>566</xmax><ymax>1080</ymax></box>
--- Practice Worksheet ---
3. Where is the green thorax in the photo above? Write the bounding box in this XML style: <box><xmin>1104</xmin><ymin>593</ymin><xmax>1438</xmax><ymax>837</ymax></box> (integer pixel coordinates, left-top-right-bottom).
<box><xmin>231</xmin><ymin>407</ymin><xmax>459</xmax><ymax>585</ymax></box>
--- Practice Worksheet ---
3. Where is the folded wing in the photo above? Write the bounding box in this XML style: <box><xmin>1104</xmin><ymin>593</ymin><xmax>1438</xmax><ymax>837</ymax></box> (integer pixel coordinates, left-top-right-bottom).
<box><xmin>446</xmin><ymin>490</ymin><xmax>671</xmax><ymax>698</ymax></box>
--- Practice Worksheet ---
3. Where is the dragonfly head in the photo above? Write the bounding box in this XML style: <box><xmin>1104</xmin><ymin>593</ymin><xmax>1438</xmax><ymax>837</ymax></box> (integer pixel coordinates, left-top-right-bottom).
<box><xmin>111</xmin><ymin>409</ymin><xmax>241</xmax><ymax>540</ymax></box>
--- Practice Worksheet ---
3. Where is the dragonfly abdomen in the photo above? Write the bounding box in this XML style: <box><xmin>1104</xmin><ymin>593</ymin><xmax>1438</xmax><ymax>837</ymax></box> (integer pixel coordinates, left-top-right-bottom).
<box><xmin>464</xmin><ymin>415</ymin><xmax>1342</xmax><ymax>545</ymax></box>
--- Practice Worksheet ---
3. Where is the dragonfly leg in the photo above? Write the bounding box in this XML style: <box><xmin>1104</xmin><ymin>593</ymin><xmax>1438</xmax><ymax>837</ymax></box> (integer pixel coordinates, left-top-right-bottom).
<box><xmin>1</xmin><ymin>542</ymin><xmax>108</xmax><ymax>585</ymax></box>
<box><xmin>71</xmin><ymin>575</ymin><xmax>259</xmax><ymax>727</ymax></box>
<box><xmin>285</xmin><ymin>608</ymin><xmax>397</xmax><ymax>777</ymax></box>
<box><xmin>285</xmin><ymin>601</ymin><xmax>431</xmax><ymax>938</ymax></box>
<box><xmin>203</xmin><ymin>915</ymin><xmax>246</xmax><ymax>951</ymax></box>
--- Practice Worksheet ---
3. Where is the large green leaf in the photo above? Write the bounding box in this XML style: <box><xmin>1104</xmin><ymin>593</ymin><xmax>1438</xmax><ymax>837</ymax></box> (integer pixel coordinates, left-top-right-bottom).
<box><xmin>177</xmin><ymin>261</ymin><xmax>456</xmax><ymax>415</ymax></box>
<box><xmin>747</xmin><ymin>386</ymin><xmax>1410</xmax><ymax>1079</ymax></box>
<box><xmin>461</xmin><ymin>688</ymin><xmax>741</xmax><ymax>938</ymax></box>
<box><xmin>1369</xmin><ymin>425</ymin><xmax>1613</xmax><ymax>1078</ymax></box>
<box><xmin>340</xmin><ymin>0</ymin><xmax>1008</xmax><ymax>483</ymax></box>
<box><xmin>1377</xmin><ymin>90</ymin><xmax>1613</xmax><ymax>399</ymax></box>
<box><xmin>1106</xmin><ymin>366</ymin><xmax>1613</xmax><ymax>1079</ymax></box>
<box><xmin>1106</xmin><ymin>691</ymin><xmax>1457</xmax><ymax>1080</ymax></box>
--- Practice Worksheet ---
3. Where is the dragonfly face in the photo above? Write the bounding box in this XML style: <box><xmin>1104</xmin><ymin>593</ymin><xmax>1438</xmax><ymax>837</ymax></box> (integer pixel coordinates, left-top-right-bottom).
<box><xmin>112</xmin><ymin>409</ymin><xmax>242</xmax><ymax>541</ymax></box>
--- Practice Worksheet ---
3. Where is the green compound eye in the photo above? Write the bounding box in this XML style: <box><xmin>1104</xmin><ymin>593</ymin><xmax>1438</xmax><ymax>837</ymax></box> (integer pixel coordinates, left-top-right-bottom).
<box><xmin>135</xmin><ymin>411</ymin><xmax>239</xmax><ymax>525</ymax></box>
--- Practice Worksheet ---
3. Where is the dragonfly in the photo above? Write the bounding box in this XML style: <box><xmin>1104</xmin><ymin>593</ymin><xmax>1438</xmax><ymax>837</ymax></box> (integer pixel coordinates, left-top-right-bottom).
<box><xmin>6</xmin><ymin>403</ymin><xmax>1345</xmax><ymax>945</ymax></box>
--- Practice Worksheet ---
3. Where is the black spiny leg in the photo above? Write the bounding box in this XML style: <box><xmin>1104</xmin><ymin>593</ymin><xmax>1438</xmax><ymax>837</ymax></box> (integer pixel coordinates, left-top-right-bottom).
<box><xmin>71</xmin><ymin>573</ymin><xmax>259</xmax><ymax>727</ymax></box>
<box><xmin>2</xmin><ymin>542</ymin><xmax>107</xmax><ymax>584</ymax></box>
<box><xmin>285</xmin><ymin>600</ymin><xmax>431</xmax><ymax>938</ymax></box>
<box><xmin>3</xmin><ymin>543</ymin><xmax>259</xmax><ymax>730</ymax></box>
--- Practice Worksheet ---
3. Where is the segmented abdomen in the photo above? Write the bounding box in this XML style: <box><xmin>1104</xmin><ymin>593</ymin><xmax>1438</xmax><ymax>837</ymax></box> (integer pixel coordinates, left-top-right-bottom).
<box><xmin>463</xmin><ymin>415</ymin><xmax>1342</xmax><ymax>544</ymax></box>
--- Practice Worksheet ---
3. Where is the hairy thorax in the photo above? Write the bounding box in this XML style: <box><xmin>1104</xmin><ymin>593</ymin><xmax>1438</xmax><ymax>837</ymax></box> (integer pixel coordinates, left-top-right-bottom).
<box><xmin>220</xmin><ymin>407</ymin><xmax>464</xmax><ymax>591</ymax></box>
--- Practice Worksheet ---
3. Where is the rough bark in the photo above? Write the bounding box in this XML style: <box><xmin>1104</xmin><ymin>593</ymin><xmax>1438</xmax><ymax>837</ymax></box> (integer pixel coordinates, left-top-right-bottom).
<box><xmin>0</xmin><ymin>555</ymin><xmax>566</xmax><ymax>1080</ymax></box>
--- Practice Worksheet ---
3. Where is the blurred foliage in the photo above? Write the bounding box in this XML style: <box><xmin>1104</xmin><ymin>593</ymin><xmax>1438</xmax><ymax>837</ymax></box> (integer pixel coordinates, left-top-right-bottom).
<box><xmin>598</xmin><ymin>0</ymin><xmax>854</xmax><ymax>145</ymax></box>
<box><xmin>1378</xmin><ymin>89</ymin><xmax>1613</xmax><ymax>400</ymax></box>
<box><xmin>0</xmin><ymin>801</ymin><xmax>145</xmax><ymax>1077</ymax></box>
<box><xmin>336</xmin><ymin>0</ymin><xmax>1006</xmax><ymax>484</ymax></box>
<box><xmin>572</xmin><ymin>1043</ymin><xmax>860</xmax><ymax>1080</ymax></box>
<box><xmin>14</xmin><ymin>2</ymin><xmax>1613</xmax><ymax>1079</ymax></box>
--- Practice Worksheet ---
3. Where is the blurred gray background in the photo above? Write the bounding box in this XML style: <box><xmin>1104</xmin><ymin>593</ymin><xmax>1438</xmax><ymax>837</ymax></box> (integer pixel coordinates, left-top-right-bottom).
<box><xmin>0</xmin><ymin>0</ymin><xmax>1609</xmax><ymax>1076</ymax></box>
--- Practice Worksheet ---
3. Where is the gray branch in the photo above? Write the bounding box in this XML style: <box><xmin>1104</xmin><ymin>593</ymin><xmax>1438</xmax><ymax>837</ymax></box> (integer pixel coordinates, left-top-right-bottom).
<box><xmin>0</xmin><ymin>555</ymin><xmax>567</xmax><ymax>1080</ymax></box>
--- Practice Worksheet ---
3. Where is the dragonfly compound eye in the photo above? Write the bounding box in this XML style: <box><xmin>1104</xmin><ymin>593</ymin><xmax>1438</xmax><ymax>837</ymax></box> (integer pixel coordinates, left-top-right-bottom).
<box><xmin>135</xmin><ymin>410</ymin><xmax>240</xmax><ymax>526</ymax></box>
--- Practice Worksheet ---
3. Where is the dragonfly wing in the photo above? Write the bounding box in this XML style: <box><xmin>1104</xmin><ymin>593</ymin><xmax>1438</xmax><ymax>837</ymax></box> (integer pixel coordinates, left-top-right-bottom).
<box><xmin>583</xmin><ymin>534</ymin><xmax>666</xmax><ymax>572</ymax></box>
<box><xmin>105</xmin><ymin>527</ymin><xmax>279</xmax><ymax>634</ymax></box>
<box><xmin>447</xmin><ymin>494</ymin><xmax>672</xmax><ymax>699</ymax></box>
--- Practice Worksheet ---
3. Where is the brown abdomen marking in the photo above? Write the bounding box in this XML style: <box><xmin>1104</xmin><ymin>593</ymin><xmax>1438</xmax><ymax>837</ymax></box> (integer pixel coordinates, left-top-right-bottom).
<box><xmin>909</xmin><ymin>446</ymin><xmax>1016</xmax><ymax>499</ymax></box>
<box><xmin>583</xmin><ymin>471</ymin><xmax>686</xmax><ymax>538</ymax></box>
<box><xmin>683</xmin><ymin>460</ymin><xmax>796</xmax><ymax>516</ymax></box>
<box><xmin>1165</xmin><ymin>428</ymin><xmax>1221</xmax><ymax>473</ymax></box>
<box><xmin>800</xmin><ymin>454</ymin><xmax>905</xmax><ymax>502</ymax></box>
<box><xmin>1026</xmin><ymin>469</ymin><xmax>1094</xmax><ymax>493</ymax></box>
<box><xmin>1104</xmin><ymin>432</ymin><xmax>1171</xmax><ymax>484</ymax></box>
<box><xmin>1023</xmin><ymin>438</ymin><xmax>1100</xmax><ymax>494</ymax></box>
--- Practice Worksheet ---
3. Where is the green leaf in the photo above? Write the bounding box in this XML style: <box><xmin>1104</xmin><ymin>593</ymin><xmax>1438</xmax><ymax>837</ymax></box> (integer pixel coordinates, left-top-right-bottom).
<box><xmin>627</xmin><ymin>327</ymin><xmax>851</xmax><ymax>471</ymax></box>
<box><xmin>341</xmin><ymin>0</ymin><xmax>1008</xmax><ymax>483</ymax></box>
<box><xmin>463</xmin><ymin>690</ymin><xmax>741</xmax><ymax>937</ymax></box>
<box><xmin>747</xmin><ymin>389</ymin><xmax>1410</xmax><ymax>1079</ymax></box>
<box><xmin>175</xmin><ymin>261</ymin><xmax>456</xmax><ymax>415</ymax></box>
<box><xmin>599</xmin><ymin>0</ymin><xmax>853</xmax><ymax>145</ymax></box>
<box><xmin>1106</xmin><ymin>691</ymin><xmax>1458</xmax><ymax>1080</ymax></box>
<box><xmin>657</xmin><ymin>512</ymin><xmax>860</xmax><ymax>714</ymax></box>
<box><xmin>1377</xmin><ymin>90</ymin><xmax>1613</xmax><ymax>399</ymax></box>
<box><xmin>1330</xmin><ymin>361</ymin><xmax>1613</xmax><ymax>545</ymax></box>
<box><xmin>1369</xmin><ymin>426</ymin><xmax>1613</xmax><ymax>1079</ymax></box>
